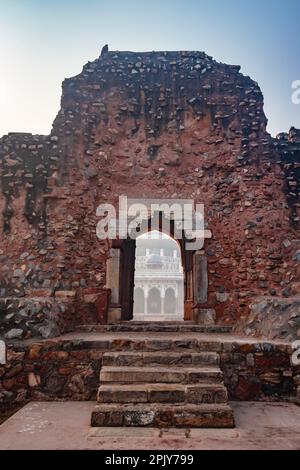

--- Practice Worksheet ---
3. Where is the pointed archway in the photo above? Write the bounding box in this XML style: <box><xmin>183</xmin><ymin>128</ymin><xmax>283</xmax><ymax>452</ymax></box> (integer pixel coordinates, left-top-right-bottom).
<box><xmin>132</xmin><ymin>230</ymin><xmax>184</xmax><ymax>321</ymax></box>
<box><xmin>105</xmin><ymin>202</ymin><xmax>211</xmax><ymax>323</ymax></box>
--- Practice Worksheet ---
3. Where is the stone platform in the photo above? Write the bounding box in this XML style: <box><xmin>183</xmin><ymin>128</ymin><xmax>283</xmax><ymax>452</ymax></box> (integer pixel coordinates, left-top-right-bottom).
<box><xmin>1</xmin><ymin>401</ymin><xmax>300</xmax><ymax>450</ymax></box>
<box><xmin>1</xmin><ymin>330</ymin><xmax>299</xmax><ymax>408</ymax></box>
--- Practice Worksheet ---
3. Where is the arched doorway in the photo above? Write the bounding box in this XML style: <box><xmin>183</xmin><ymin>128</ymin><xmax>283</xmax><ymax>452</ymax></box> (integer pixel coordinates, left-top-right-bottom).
<box><xmin>133</xmin><ymin>288</ymin><xmax>145</xmax><ymax>315</ymax></box>
<box><xmin>147</xmin><ymin>288</ymin><xmax>161</xmax><ymax>314</ymax></box>
<box><xmin>106</xmin><ymin>202</ymin><xmax>210</xmax><ymax>323</ymax></box>
<box><xmin>133</xmin><ymin>230</ymin><xmax>184</xmax><ymax>321</ymax></box>
<box><xmin>164</xmin><ymin>287</ymin><xmax>176</xmax><ymax>315</ymax></box>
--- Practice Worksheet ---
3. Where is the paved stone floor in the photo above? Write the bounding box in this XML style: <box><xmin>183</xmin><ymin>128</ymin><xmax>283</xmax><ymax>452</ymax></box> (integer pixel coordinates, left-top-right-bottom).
<box><xmin>0</xmin><ymin>401</ymin><xmax>300</xmax><ymax>450</ymax></box>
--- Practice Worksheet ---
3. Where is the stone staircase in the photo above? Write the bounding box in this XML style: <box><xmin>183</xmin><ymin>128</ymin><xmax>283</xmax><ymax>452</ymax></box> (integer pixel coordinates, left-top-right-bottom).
<box><xmin>91</xmin><ymin>322</ymin><xmax>235</xmax><ymax>428</ymax></box>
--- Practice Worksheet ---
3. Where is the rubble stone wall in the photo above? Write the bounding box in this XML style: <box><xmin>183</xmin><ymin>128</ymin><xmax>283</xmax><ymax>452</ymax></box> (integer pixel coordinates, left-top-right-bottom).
<box><xmin>0</xmin><ymin>338</ymin><xmax>299</xmax><ymax>405</ymax></box>
<box><xmin>235</xmin><ymin>296</ymin><xmax>300</xmax><ymax>341</ymax></box>
<box><xmin>0</xmin><ymin>50</ymin><xmax>299</xmax><ymax>338</ymax></box>
<box><xmin>0</xmin><ymin>340</ymin><xmax>102</xmax><ymax>404</ymax></box>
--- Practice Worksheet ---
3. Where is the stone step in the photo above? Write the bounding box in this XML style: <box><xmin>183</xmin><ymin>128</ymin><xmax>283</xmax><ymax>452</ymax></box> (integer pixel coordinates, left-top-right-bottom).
<box><xmin>77</xmin><ymin>323</ymin><xmax>232</xmax><ymax>334</ymax></box>
<box><xmin>71</xmin><ymin>337</ymin><xmax>223</xmax><ymax>353</ymax></box>
<box><xmin>100</xmin><ymin>366</ymin><xmax>223</xmax><ymax>385</ymax></box>
<box><xmin>97</xmin><ymin>383</ymin><xmax>228</xmax><ymax>404</ymax></box>
<box><xmin>102</xmin><ymin>351</ymin><xmax>219</xmax><ymax>367</ymax></box>
<box><xmin>91</xmin><ymin>403</ymin><xmax>235</xmax><ymax>428</ymax></box>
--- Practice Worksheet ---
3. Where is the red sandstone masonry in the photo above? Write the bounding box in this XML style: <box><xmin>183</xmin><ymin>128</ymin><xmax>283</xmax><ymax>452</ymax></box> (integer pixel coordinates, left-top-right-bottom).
<box><xmin>0</xmin><ymin>50</ymin><xmax>299</xmax><ymax>339</ymax></box>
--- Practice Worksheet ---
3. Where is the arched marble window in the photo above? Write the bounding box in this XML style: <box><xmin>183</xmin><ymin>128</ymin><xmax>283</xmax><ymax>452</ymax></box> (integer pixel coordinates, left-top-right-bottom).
<box><xmin>133</xmin><ymin>287</ymin><xmax>145</xmax><ymax>315</ymax></box>
<box><xmin>147</xmin><ymin>288</ymin><xmax>161</xmax><ymax>314</ymax></box>
<box><xmin>164</xmin><ymin>287</ymin><xmax>176</xmax><ymax>315</ymax></box>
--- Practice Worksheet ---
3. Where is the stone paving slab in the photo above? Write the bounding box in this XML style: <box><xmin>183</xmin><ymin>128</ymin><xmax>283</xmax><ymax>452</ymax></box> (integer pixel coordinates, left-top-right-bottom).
<box><xmin>0</xmin><ymin>401</ymin><xmax>300</xmax><ymax>449</ymax></box>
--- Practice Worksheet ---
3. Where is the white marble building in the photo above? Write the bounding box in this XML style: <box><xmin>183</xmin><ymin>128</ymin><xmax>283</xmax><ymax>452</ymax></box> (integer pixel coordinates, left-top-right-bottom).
<box><xmin>133</xmin><ymin>232</ymin><xmax>184</xmax><ymax>321</ymax></box>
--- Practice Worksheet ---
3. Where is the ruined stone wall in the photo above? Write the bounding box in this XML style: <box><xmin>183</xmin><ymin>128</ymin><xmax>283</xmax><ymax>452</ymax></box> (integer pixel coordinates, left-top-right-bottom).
<box><xmin>0</xmin><ymin>339</ymin><xmax>102</xmax><ymax>404</ymax></box>
<box><xmin>275</xmin><ymin>127</ymin><xmax>300</xmax><ymax>226</ymax></box>
<box><xmin>0</xmin><ymin>336</ymin><xmax>299</xmax><ymax>405</ymax></box>
<box><xmin>0</xmin><ymin>50</ymin><xmax>299</xmax><ymax>339</ymax></box>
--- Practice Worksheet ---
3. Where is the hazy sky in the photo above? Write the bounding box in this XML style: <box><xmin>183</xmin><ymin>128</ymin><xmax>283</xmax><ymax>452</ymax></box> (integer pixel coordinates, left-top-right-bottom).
<box><xmin>1</xmin><ymin>0</ymin><xmax>299</xmax><ymax>138</ymax></box>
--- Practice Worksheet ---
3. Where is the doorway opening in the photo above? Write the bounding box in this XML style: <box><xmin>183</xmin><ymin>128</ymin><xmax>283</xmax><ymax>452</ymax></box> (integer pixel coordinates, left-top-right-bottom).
<box><xmin>106</xmin><ymin>211</ymin><xmax>209</xmax><ymax>323</ymax></box>
<box><xmin>133</xmin><ymin>231</ymin><xmax>184</xmax><ymax>321</ymax></box>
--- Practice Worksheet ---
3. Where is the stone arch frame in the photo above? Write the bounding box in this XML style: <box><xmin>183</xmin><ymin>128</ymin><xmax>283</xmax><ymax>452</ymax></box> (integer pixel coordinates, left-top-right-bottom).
<box><xmin>132</xmin><ymin>228</ymin><xmax>184</xmax><ymax>320</ymax></box>
<box><xmin>106</xmin><ymin>207</ymin><xmax>211</xmax><ymax>323</ymax></box>
<box><xmin>132</xmin><ymin>219</ymin><xmax>187</xmax><ymax>320</ymax></box>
